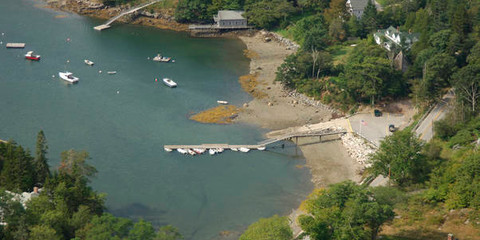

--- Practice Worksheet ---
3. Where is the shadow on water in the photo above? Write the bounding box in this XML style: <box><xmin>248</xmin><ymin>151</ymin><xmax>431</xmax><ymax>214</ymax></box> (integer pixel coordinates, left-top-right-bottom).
<box><xmin>110</xmin><ymin>203</ymin><xmax>168</xmax><ymax>225</ymax></box>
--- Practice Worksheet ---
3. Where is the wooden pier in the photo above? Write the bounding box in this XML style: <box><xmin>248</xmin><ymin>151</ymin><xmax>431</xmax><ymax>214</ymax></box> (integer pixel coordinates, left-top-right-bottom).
<box><xmin>164</xmin><ymin>130</ymin><xmax>346</xmax><ymax>151</ymax></box>
<box><xmin>6</xmin><ymin>43</ymin><xmax>25</xmax><ymax>48</ymax></box>
<box><xmin>93</xmin><ymin>0</ymin><xmax>161</xmax><ymax>31</ymax></box>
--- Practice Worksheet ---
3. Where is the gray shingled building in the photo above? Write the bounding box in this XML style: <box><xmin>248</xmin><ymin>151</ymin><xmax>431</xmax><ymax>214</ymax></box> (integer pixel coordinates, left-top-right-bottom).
<box><xmin>213</xmin><ymin>10</ymin><xmax>248</xmax><ymax>29</ymax></box>
<box><xmin>346</xmin><ymin>0</ymin><xmax>370</xmax><ymax>18</ymax></box>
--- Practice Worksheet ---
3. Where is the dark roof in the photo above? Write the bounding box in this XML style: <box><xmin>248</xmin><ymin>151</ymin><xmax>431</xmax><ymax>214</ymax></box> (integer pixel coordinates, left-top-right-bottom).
<box><xmin>349</xmin><ymin>0</ymin><xmax>370</xmax><ymax>11</ymax></box>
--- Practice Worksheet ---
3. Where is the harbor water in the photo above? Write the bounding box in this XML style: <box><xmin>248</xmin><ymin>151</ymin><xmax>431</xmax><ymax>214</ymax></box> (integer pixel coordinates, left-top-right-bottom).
<box><xmin>0</xmin><ymin>0</ymin><xmax>313</xmax><ymax>239</ymax></box>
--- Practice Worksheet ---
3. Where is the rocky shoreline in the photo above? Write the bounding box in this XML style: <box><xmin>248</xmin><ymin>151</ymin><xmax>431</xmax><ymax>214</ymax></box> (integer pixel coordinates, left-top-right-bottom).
<box><xmin>45</xmin><ymin>0</ymin><xmax>188</xmax><ymax>31</ymax></box>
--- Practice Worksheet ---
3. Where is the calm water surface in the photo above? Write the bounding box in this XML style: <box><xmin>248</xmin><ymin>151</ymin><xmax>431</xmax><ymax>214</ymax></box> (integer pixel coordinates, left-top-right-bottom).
<box><xmin>0</xmin><ymin>0</ymin><xmax>313</xmax><ymax>239</ymax></box>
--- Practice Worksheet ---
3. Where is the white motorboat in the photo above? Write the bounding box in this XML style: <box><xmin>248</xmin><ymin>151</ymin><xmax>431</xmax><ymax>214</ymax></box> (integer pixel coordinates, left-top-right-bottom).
<box><xmin>193</xmin><ymin>148</ymin><xmax>206</xmax><ymax>154</ymax></box>
<box><xmin>239</xmin><ymin>147</ymin><xmax>250</xmax><ymax>153</ymax></box>
<box><xmin>217</xmin><ymin>100</ymin><xmax>228</xmax><ymax>105</ymax></box>
<box><xmin>230</xmin><ymin>148</ymin><xmax>238</xmax><ymax>152</ymax></box>
<box><xmin>209</xmin><ymin>149</ymin><xmax>217</xmax><ymax>155</ymax></box>
<box><xmin>84</xmin><ymin>59</ymin><xmax>94</xmax><ymax>66</ymax></box>
<box><xmin>153</xmin><ymin>53</ymin><xmax>172</xmax><ymax>62</ymax></box>
<box><xmin>177</xmin><ymin>148</ymin><xmax>187</xmax><ymax>154</ymax></box>
<box><xmin>58</xmin><ymin>71</ymin><xmax>79</xmax><ymax>83</ymax></box>
<box><xmin>257</xmin><ymin>146</ymin><xmax>266</xmax><ymax>151</ymax></box>
<box><xmin>164</xmin><ymin>147</ymin><xmax>173</xmax><ymax>152</ymax></box>
<box><xmin>187</xmin><ymin>149</ymin><xmax>196</xmax><ymax>155</ymax></box>
<box><xmin>163</xmin><ymin>78</ymin><xmax>177</xmax><ymax>88</ymax></box>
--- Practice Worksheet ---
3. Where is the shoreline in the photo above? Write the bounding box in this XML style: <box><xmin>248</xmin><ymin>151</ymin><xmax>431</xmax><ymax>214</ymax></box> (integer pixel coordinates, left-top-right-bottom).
<box><xmin>236</xmin><ymin>32</ymin><xmax>364</xmax><ymax>188</ymax></box>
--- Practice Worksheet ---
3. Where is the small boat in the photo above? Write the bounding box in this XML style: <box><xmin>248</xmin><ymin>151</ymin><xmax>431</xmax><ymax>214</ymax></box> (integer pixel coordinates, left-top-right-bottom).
<box><xmin>58</xmin><ymin>71</ymin><xmax>79</xmax><ymax>84</ymax></box>
<box><xmin>257</xmin><ymin>146</ymin><xmax>266</xmax><ymax>151</ymax></box>
<box><xmin>230</xmin><ymin>148</ymin><xmax>238</xmax><ymax>152</ymax></box>
<box><xmin>164</xmin><ymin>147</ymin><xmax>173</xmax><ymax>152</ymax></box>
<box><xmin>25</xmin><ymin>51</ymin><xmax>40</xmax><ymax>61</ymax></box>
<box><xmin>209</xmin><ymin>149</ymin><xmax>217</xmax><ymax>155</ymax></box>
<box><xmin>187</xmin><ymin>149</ymin><xmax>196</xmax><ymax>155</ymax></box>
<box><xmin>84</xmin><ymin>59</ymin><xmax>94</xmax><ymax>66</ymax></box>
<box><xmin>153</xmin><ymin>53</ymin><xmax>171</xmax><ymax>62</ymax></box>
<box><xmin>163</xmin><ymin>78</ymin><xmax>177</xmax><ymax>88</ymax></box>
<box><xmin>216</xmin><ymin>148</ymin><xmax>224</xmax><ymax>153</ymax></box>
<box><xmin>217</xmin><ymin>100</ymin><xmax>228</xmax><ymax>105</ymax></box>
<box><xmin>193</xmin><ymin>148</ymin><xmax>206</xmax><ymax>154</ymax></box>
<box><xmin>107</xmin><ymin>71</ymin><xmax>117</xmax><ymax>75</ymax></box>
<box><xmin>177</xmin><ymin>148</ymin><xmax>187</xmax><ymax>154</ymax></box>
<box><xmin>239</xmin><ymin>147</ymin><xmax>250</xmax><ymax>153</ymax></box>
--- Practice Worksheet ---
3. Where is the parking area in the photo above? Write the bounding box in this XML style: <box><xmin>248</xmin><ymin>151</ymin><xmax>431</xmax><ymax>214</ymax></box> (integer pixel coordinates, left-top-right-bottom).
<box><xmin>348</xmin><ymin>111</ymin><xmax>408</xmax><ymax>146</ymax></box>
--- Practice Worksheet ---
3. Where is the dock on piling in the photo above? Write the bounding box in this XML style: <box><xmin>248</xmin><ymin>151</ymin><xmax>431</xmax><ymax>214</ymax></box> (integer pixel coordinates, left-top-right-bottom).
<box><xmin>6</xmin><ymin>43</ymin><xmax>25</xmax><ymax>48</ymax></box>
<box><xmin>164</xmin><ymin>144</ymin><xmax>264</xmax><ymax>150</ymax></box>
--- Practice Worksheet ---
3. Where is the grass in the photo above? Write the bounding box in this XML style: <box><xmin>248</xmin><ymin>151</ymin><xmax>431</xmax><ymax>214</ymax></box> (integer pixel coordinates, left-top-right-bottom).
<box><xmin>328</xmin><ymin>45</ymin><xmax>355</xmax><ymax>66</ymax></box>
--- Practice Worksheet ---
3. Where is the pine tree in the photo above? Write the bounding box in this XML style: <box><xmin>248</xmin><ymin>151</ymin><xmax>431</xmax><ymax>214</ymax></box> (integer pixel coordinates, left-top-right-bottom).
<box><xmin>34</xmin><ymin>130</ymin><xmax>50</xmax><ymax>184</ymax></box>
<box><xmin>361</xmin><ymin>0</ymin><xmax>378</xmax><ymax>34</ymax></box>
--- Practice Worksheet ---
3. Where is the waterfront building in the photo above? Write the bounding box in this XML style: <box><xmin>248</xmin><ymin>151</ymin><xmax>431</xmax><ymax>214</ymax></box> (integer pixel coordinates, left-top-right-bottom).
<box><xmin>213</xmin><ymin>10</ymin><xmax>248</xmax><ymax>29</ymax></box>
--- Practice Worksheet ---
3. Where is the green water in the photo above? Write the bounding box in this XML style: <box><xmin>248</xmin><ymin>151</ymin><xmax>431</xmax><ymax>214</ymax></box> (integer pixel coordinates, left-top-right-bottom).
<box><xmin>0</xmin><ymin>0</ymin><xmax>313</xmax><ymax>239</ymax></box>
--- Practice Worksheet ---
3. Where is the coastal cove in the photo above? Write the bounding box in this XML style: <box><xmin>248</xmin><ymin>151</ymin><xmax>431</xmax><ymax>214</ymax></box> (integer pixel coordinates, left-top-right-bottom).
<box><xmin>0</xmin><ymin>0</ymin><xmax>316</xmax><ymax>239</ymax></box>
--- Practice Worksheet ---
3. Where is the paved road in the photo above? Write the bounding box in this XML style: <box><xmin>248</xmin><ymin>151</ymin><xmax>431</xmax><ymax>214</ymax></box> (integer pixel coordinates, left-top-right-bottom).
<box><xmin>415</xmin><ymin>90</ymin><xmax>454</xmax><ymax>141</ymax></box>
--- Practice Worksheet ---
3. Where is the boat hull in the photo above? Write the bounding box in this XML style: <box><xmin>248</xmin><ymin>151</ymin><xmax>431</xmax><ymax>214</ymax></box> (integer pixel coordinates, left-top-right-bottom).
<box><xmin>58</xmin><ymin>72</ymin><xmax>79</xmax><ymax>84</ymax></box>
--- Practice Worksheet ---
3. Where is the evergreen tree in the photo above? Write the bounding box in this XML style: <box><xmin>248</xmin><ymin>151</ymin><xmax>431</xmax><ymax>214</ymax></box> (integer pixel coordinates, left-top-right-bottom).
<box><xmin>34</xmin><ymin>130</ymin><xmax>50</xmax><ymax>185</ymax></box>
<box><xmin>361</xmin><ymin>0</ymin><xmax>378</xmax><ymax>34</ymax></box>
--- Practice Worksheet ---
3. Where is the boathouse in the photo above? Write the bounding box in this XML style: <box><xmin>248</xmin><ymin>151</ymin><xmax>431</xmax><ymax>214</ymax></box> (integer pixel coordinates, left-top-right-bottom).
<box><xmin>213</xmin><ymin>10</ymin><xmax>247</xmax><ymax>29</ymax></box>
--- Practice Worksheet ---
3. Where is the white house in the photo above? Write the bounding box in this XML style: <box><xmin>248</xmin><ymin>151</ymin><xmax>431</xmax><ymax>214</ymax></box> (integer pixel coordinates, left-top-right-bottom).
<box><xmin>374</xmin><ymin>26</ymin><xmax>420</xmax><ymax>51</ymax></box>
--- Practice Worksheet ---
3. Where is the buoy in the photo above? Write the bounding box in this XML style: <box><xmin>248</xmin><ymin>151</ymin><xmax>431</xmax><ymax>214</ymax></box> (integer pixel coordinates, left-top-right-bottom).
<box><xmin>99</xmin><ymin>70</ymin><xmax>102</xmax><ymax>73</ymax></box>
<box><xmin>66</xmin><ymin>60</ymin><xmax>70</xmax><ymax>63</ymax></box>
<box><xmin>155</xmin><ymin>78</ymin><xmax>157</xmax><ymax>82</ymax></box>
<box><xmin>116</xmin><ymin>91</ymin><xmax>120</xmax><ymax>94</ymax></box>
<box><xmin>66</xmin><ymin>38</ymin><xmax>70</xmax><ymax>42</ymax></box>
<box><xmin>1</xmin><ymin>33</ymin><xmax>4</xmax><ymax>36</ymax></box>
<box><xmin>52</xmin><ymin>75</ymin><xmax>55</xmax><ymax>78</ymax></box>
<box><xmin>147</xmin><ymin>57</ymin><xmax>150</xmax><ymax>60</ymax></box>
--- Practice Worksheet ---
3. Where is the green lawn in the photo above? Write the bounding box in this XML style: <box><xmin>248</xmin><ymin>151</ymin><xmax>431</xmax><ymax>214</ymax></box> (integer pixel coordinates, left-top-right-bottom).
<box><xmin>329</xmin><ymin>45</ymin><xmax>355</xmax><ymax>66</ymax></box>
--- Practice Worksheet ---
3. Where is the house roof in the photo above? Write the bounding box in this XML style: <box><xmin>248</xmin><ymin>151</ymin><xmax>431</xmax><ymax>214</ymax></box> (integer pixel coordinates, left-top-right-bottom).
<box><xmin>348</xmin><ymin>0</ymin><xmax>370</xmax><ymax>11</ymax></box>
<box><xmin>217</xmin><ymin>10</ymin><xmax>245</xmax><ymax>20</ymax></box>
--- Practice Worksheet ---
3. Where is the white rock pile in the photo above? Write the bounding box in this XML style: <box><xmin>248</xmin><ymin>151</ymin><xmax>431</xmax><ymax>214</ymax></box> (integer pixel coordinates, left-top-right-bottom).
<box><xmin>341</xmin><ymin>133</ymin><xmax>376</xmax><ymax>167</ymax></box>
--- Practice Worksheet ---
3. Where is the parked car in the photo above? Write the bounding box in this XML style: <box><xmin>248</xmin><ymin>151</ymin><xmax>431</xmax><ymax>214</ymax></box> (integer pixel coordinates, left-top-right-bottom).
<box><xmin>374</xmin><ymin>109</ymin><xmax>382</xmax><ymax>117</ymax></box>
<box><xmin>389</xmin><ymin>124</ymin><xmax>396</xmax><ymax>132</ymax></box>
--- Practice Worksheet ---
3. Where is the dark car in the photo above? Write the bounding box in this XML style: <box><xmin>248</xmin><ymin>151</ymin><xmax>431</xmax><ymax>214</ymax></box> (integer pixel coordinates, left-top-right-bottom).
<box><xmin>389</xmin><ymin>124</ymin><xmax>396</xmax><ymax>132</ymax></box>
<box><xmin>374</xmin><ymin>109</ymin><xmax>382</xmax><ymax>117</ymax></box>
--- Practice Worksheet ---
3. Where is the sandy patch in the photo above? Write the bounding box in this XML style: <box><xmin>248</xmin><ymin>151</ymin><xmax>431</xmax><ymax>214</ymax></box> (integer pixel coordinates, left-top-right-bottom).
<box><xmin>236</xmin><ymin>33</ymin><xmax>334</xmax><ymax>130</ymax></box>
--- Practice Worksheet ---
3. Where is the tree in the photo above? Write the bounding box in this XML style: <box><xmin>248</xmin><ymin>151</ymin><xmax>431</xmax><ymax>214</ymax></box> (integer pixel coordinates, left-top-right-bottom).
<box><xmin>0</xmin><ymin>143</ymin><xmax>35</xmax><ymax>192</ymax></box>
<box><xmin>155</xmin><ymin>225</ymin><xmax>183</xmax><ymax>240</ymax></box>
<box><xmin>174</xmin><ymin>0</ymin><xmax>212</xmax><ymax>23</ymax></box>
<box><xmin>303</xmin><ymin>28</ymin><xmax>328</xmax><ymax>52</ymax></box>
<box><xmin>369</xmin><ymin>130</ymin><xmax>427</xmax><ymax>186</ymax></box>
<box><xmin>298</xmin><ymin>181</ymin><xmax>394</xmax><ymax>240</ymax></box>
<box><xmin>128</xmin><ymin>219</ymin><xmax>156</xmax><ymax>240</ymax></box>
<box><xmin>79</xmin><ymin>213</ymin><xmax>133</xmax><ymax>240</ymax></box>
<box><xmin>34</xmin><ymin>130</ymin><xmax>50</xmax><ymax>185</ymax></box>
<box><xmin>239</xmin><ymin>215</ymin><xmax>292</xmax><ymax>240</ymax></box>
<box><xmin>323</xmin><ymin>0</ymin><xmax>349</xmax><ymax>23</ymax></box>
<box><xmin>328</xmin><ymin>18</ymin><xmax>347</xmax><ymax>42</ymax></box>
<box><xmin>29</xmin><ymin>225</ymin><xmax>61</xmax><ymax>240</ymax></box>
<box><xmin>452</xmin><ymin>64</ymin><xmax>480</xmax><ymax>114</ymax></box>
<box><xmin>244</xmin><ymin>0</ymin><xmax>296</xmax><ymax>29</ymax></box>
<box><xmin>361</xmin><ymin>0</ymin><xmax>378</xmax><ymax>34</ymax></box>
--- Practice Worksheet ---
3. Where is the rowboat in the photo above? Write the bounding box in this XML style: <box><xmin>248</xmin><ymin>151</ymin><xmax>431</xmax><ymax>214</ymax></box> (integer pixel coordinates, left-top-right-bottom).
<box><xmin>164</xmin><ymin>147</ymin><xmax>173</xmax><ymax>152</ymax></box>
<box><xmin>239</xmin><ymin>147</ymin><xmax>250</xmax><ymax>153</ymax></box>
<box><xmin>107</xmin><ymin>71</ymin><xmax>117</xmax><ymax>75</ymax></box>
<box><xmin>257</xmin><ymin>146</ymin><xmax>266</xmax><ymax>151</ymax></box>
<box><xmin>217</xmin><ymin>100</ymin><xmax>228</xmax><ymax>105</ymax></box>
<box><xmin>84</xmin><ymin>59</ymin><xmax>94</xmax><ymax>66</ymax></box>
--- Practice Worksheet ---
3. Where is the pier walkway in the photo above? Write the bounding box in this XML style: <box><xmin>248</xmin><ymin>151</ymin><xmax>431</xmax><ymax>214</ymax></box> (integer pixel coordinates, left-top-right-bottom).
<box><xmin>94</xmin><ymin>0</ymin><xmax>161</xmax><ymax>31</ymax></box>
<box><xmin>164</xmin><ymin>118</ymin><xmax>350</xmax><ymax>151</ymax></box>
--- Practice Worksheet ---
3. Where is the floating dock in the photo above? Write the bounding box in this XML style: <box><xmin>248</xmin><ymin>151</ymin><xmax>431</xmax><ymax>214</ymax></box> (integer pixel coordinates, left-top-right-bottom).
<box><xmin>94</xmin><ymin>25</ymin><xmax>111</xmax><ymax>31</ymax></box>
<box><xmin>6</xmin><ymin>43</ymin><xmax>25</xmax><ymax>48</ymax></box>
<box><xmin>164</xmin><ymin>144</ymin><xmax>264</xmax><ymax>150</ymax></box>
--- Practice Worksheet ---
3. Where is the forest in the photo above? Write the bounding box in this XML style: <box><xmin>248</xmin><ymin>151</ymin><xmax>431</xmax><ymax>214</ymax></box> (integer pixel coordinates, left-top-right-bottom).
<box><xmin>0</xmin><ymin>131</ymin><xmax>183</xmax><ymax>240</ymax></box>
